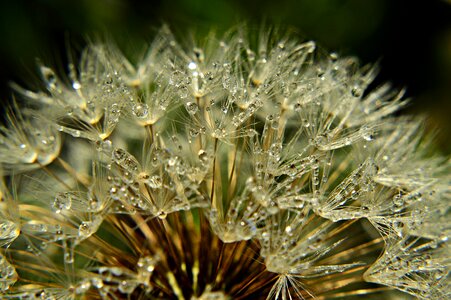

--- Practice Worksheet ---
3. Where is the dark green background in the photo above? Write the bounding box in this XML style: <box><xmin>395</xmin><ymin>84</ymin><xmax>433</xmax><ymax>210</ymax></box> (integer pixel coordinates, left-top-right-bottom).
<box><xmin>0</xmin><ymin>0</ymin><xmax>450</xmax><ymax>152</ymax></box>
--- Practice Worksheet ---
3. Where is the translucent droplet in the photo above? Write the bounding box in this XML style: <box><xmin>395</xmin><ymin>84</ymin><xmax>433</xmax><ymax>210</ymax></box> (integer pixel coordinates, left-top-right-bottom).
<box><xmin>363</xmin><ymin>133</ymin><xmax>374</xmax><ymax>141</ymax></box>
<box><xmin>221</xmin><ymin>105</ymin><xmax>228</xmax><ymax>114</ymax></box>
<box><xmin>193</xmin><ymin>48</ymin><xmax>204</xmax><ymax>62</ymax></box>
<box><xmin>188</xmin><ymin>62</ymin><xmax>197</xmax><ymax>70</ymax></box>
<box><xmin>247</xmin><ymin>49</ymin><xmax>256</xmax><ymax>61</ymax></box>
<box><xmin>104</xmin><ymin>75</ymin><xmax>113</xmax><ymax>85</ymax></box>
<box><xmin>189</xmin><ymin>128</ymin><xmax>199</xmax><ymax>137</ymax></box>
<box><xmin>52</xmin><ymin>193</ymin><xmax>72</xmax><ymax>213</ymax></box>
<box><xmin>72</xmin><ymin>81</ymin><xmax>81</xmax><ymax>90</ymax></box>
<box><xmin>294</xmin><ymin>103</ymin><xmax>302</xmax><ymax>112</ymax></box>
<box><xmin>247</xmin><ymin>129</ymin><xmax>257</xmax><ymax>137</ymax></box>
<box><xmin>330</xmin><ymin>52</ymin><xmax>339</xmax><ymax>61</ymax></box>
<box><xmin>95</xmin><ymin>139</ymin><xmax>112</xmax><ymax>152</ymax></box>
<box><xmin>40</xmin><ymin>66</ymin><xmax>58</xmax><ymax>90</ymax></box>
<box><xmin>268</xmin><ymin>143</ymin><xmax>282</xmax><ymax>158</ymax></box>
<box><xmin>0</xmin><ymin>255</ymin><xmax>17</xmax><ymax>291</ymax></box>
<box><xmin>118</xmin><ymin>280</ymin><xmax>136</xmax><ymax>294</ymax></box>
<box><xmin>314</xmin><ymin>135</ymin><xmax>327</xmax><ymax>146</ymax></box>
<box><xmin>0</xmin><ymin>221</ymin><xmax>20</xmax><ymax>245</ymax></box>
<box><xmin>198</xmin><ymin>149</ymin><xmax>208</xmax><ymax>162</ymax></box>
<box><xmin>64</xmin><ymin>251</ymin><xmax>74</xmax><ymax>264</ymax></box>
<box><xmin>137</xmin><ymin>255</ymin><xmax>159</xmax><ymax>274</ymax></box>
<box><xmin>351</xmin><ymin>86</ymin><xmax>362</xmax><ymax>97</ymax></box>
<box><xmin>113</xmin><ymin>148</ymin><xmax>127</xmax><ymax>162</ymax></box>
<box><xmin>157</xmin><ymin>211</ymin><xmax>167</xmax><ymax>219</ymax></box>
<box><xmin>185</xmin><ymin>102</ymin><xmax>198</xmax><ymax>115</ymax></box>
<box><xmin>75</xmin><ymin>279</ymin><xmax>91</xmax><ymax>294</ymax></box>
<box><xmin>147</xmin><ymin>175</ymin><xmax>162</xmax><ymax>189</ymax></box>
<box><xmin>285</xmin><ymin>226</ymin><xmax>293</xmax><ymax>236</ymax></box>
<box><xmin>78</xmin><ymin>221</ymin><xmax>94</xmax><ymax>239</ymax></box>
<box><xmin>132</xmin><ymin>103</ymin><xmax>149</xmax><ymax>118</ymax></box>
<box><xmin>91</xmin><ymin>277</ymin><xmax>104</xmax><ymax>289</ymax></box>
<box><xmin>72</xmin><ymin>130</ymin><xmax>81</xmax><ymax>137</ymax></box>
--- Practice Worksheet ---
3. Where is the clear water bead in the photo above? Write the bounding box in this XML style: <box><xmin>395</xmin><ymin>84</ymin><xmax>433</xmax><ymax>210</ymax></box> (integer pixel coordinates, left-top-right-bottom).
<box><xmin>52</xmin><ymin>192</ymin><xmax>72</xmax><ymax>213</ymax></box>
<box><xmin>0</xmin><ymin>221</ymin><xmax>19</xmax><ymax>246</ymax></box>
<box><xmin>188</xmin><ymin>62</ymin><xmax>197</xmax><ymax>70</ymax></box>
<box><xmin>198</xmin><ymin>149</ymin><xmax>209</xmax><ymax>162</ymax></box>
<box><xmin>132</xmin><ymin>103</ymin><xmax>149</xmax><ymax>118</ymax></box>
<box><xmin>78</xmin><ymin>221</ymin><xmax>95</xmax><ymax>239</ymax></box>
<box><xmin>0</xmin><ymin>255</ymin><xmax>17</xmax><ymax>291</ymax></box>
<box><xmin>185</xmin><ymin>102</ymin><xmax>198</xmax><ymax>115</ymax></box>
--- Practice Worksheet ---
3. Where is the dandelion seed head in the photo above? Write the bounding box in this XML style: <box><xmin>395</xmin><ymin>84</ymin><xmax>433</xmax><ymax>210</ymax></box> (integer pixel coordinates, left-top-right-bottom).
<box><xmin>0</xmin><ymin>26</ymin><xmax>449</xmax><ymax>299</ymax></box>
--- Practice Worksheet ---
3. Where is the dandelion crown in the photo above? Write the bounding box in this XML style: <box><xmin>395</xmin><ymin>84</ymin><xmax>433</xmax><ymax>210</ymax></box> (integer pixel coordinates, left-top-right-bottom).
<box><xmin>0</xmin><ymin>26</ymin><xmax>449</xmax><ymax>299</ymax></box>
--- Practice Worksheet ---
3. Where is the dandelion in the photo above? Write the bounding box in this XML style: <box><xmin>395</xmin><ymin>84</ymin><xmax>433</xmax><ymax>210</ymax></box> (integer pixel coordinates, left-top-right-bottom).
<box><xmin>0</xmin><ymin>26</ymin><xmax>449</xmax><ymax>299</ymax></box>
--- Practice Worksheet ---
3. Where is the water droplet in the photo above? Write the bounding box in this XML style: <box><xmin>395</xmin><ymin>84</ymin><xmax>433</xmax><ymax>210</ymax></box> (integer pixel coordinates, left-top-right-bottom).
<box><xmin>294</xmin><ymin>103</ymin><xmax>302</xmax><ymax>112</ymax></box>
<box><xmin>78</xmin><ymin>221</ymin><xmax>94</xmax><ymax>239</ymax></box>
<box><xmin>75</xmin><ymin>279</ymin><xmax>91</xmax><ymax>294</ymax></box>
<box><xmin>64</xmin><ymin>251</ymin><xmax>74</xmax><ymax>264</ymax></box>
<box><xmin>198</xmin><ymin>149</ymin><xmax>208</xmax><ymax>162</ymax></box>
<box><xmin>137</xmin><ymin>255</ymin><xmax>159</xmax><ymax>273</ymax></box>
<box><xmin>91</xmin><ymin>277</ymin><xmax>104</xmax><ymax>289</ymax></box>
<box><xmin>285</xmin><ymin>226</ymin><xmax>293</xmax><ymax>236</ymax></box>
<box><xmin>0</xmin><ymin>221</ymin><xmax>20</xmax><ymax>244</ymax></box>
<box><xmin>40</xmin><ymin>66</ymin><xmax>58</xmax><ymax>90</ymax></box>
<box><xmin>132</xmin><ymin>103</ymin><xmax>149</xmax><ymax>118</ymax></box>
<box><xmin>185</xmin><ymin>102</ymin><xmax>198</xmax><ymax>115</ymax></box>
<box><xmin>247</xmin><ymin>129</ymin><xmax>257</xmax><ymax>137</ymax></box>
<box><xmin>72</xmin><ymin>130</ymin><xmax>81</xmax><ymax>137</ymax></box>
<box><xmin>330</xmin><ymin>52</ymin><xmax>338</xmax><ymax>61</ymax></box>
<box><xmin>113</xmin><ymin>148</ymin><xmax>127</xmax><ymax>163</ymax></box>
<box><xmin>118</xmin><ymin>280</ymin><xmax>136</xmax><ymax>294</ymax></box>
<box><xmin>351</xmin><ymin>86</ymin><xmax>362</xmax><ymax>97</ymax></box>
<box><xmin>104</xmin><ymin>75</ymin><xmax>113</xmax><ymax>85</ymax></box>
<box><xmin>314</xmin><ymin>135</ymin><xmax>327</xmax><ymax>146</ymax></box>
<box><xmin>193</xmin><ymin>48</ymin><xmax>204</xmax><ymax>62</ymax></box>
<box><xmin>0</xmin><ymin>255</ymin><xmax>17</xmax><ymax>291</ymax></box>
<box><xmin>96</xmin><ymin>139</ymin><xmax>112</xmax><ymax>152</ymax></box>
<box><xmin>189</xmin><ymin>128</ymin><xmax>199</xmax><ymax>137</ymax></box>
<box><xmin>72</xmin><ymin>81</ymin><xmax>81</xmax><ymax>90</ymax></box>
<box><xmin>268</xmin><ymin>143</ymin><xmax>282</xmax><ymax>158</ymax></box>
<box><xmin>363</xmin><ymin>133</ymin><xmax>374</xmax><ymax>141</ymax></box>
<box><xmin>221</xmin><ymin>105</ymin><xmax>228</xmax><ymax>114</ymax></box>
<box><xmin>52</xmin><ymin>193</ymin><xmax>72</xmax><ymax>213</ymax></box>
<box><xmin>157</xmin><ymin>211</ymin><xmax>167</xmax><ymax>219</ymax></box>
<box><xmin>188</xmin><ymin>62</ymin><xmax>197</xmax><ymax>70</ymax></box>
<box><xmin>147</xmin><ymin>175</ymin><xmax>162</xmax><ymax>189</ymax></box>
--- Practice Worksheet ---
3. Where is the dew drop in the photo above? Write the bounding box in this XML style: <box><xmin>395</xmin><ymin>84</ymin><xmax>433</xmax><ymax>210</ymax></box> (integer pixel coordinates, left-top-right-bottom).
<box><xmin>198</xmin><ymin>149</ymin><xmax>208</xmax><ymax>162</ymax></box>
<box><xmin>78</xmin><ymin>221</ymin><xmax>94</xmax><ymax>239</ymax></box>
<box><xmin>40</xmin><ymin>66</ymin><xmax>58</xmax><ymax>90</ymax></box>
<box><xmin>294</xmin><ymin>103</ymin><xmax>302</xmax><ymax>112</ymax></box>
<box><xmin>132</xmin><ymin>103</ymin><xmax>149</xmax><ymax>118</ymax></box>
<box><xmin>351</xmin><ymin>86</ymin><xmax>362</xmax><ymax>97</ymax></box>
<box><xmin>52</xmin><ymin>193</ymin><xmax>72</xmax><ymax>213</ymax></box>
<box><xmin>72</xmin><ymin>81</ymin><xmax>81</xmax><ymax>90</ymax></box>
<box><xmin>157</xmin><ymin>211</ymin><xmax>167</xmax><ymax>219</ymax></box>
<box><xmin>91</xmin><ymin>277</ymin><xmax>104</xmax><ymax>289</ymax></box>
<box><xmin>0</xmin><ymin>221</ymin><xmax>20</xmax><ymax>243</ymax></box>
<box><xmin>185</xmin><ymin>102</ymin><xmax>198</xmax><ymax>115</ymax></box>
<box><xmin>113</xmin><ymin>148</ymin><xmax>127</xmax><ymax>163</ymax></box>
<box><xmin>147</xmin><ymin>175</ymin><xmax>162</xmax><ymax>189</ymax></box>
<box><xmin>188</xmin><ymin>62</ymin><xmax>197</xmax><ymax>70</ymax></box>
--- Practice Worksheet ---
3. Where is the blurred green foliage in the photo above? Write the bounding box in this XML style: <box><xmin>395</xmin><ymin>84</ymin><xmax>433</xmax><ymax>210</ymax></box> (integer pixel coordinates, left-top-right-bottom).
<box><xmin>0</xmin><ymin>0</ymin><xmax>449</xmax><ymax>152</ymax></box>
